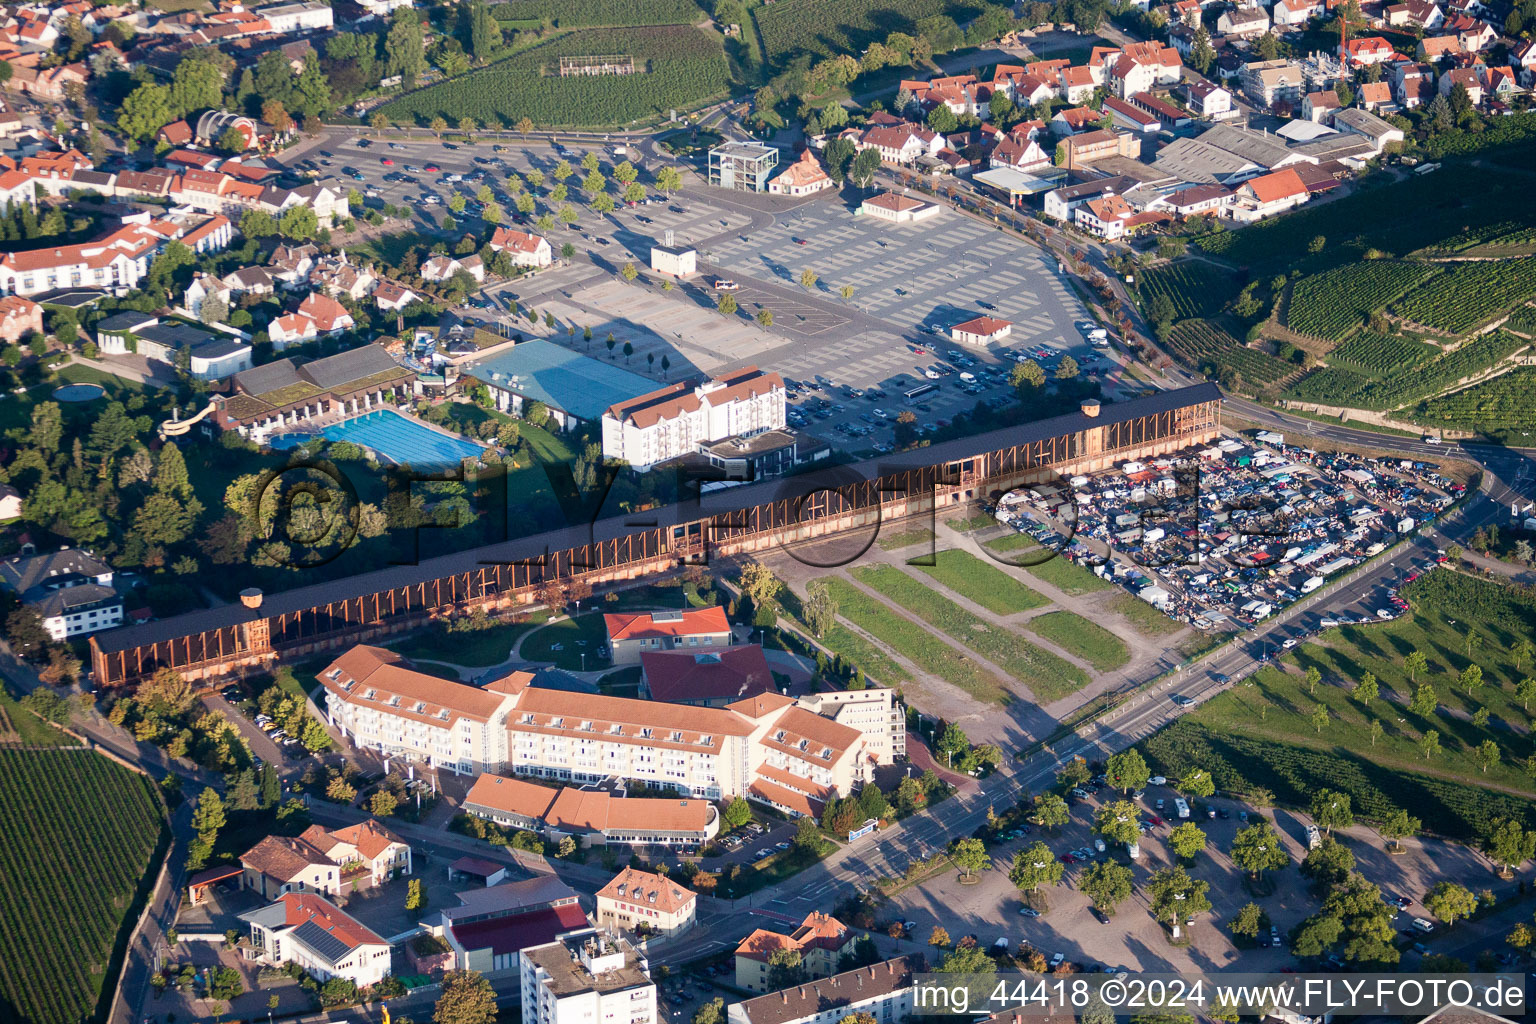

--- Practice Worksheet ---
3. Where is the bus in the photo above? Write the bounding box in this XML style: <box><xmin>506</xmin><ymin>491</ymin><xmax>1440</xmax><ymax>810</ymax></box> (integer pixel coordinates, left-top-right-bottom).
<box><xmin>904</xmin><ymin>383</ymin><xmax>937</xmax><ymax>404</ymax></box>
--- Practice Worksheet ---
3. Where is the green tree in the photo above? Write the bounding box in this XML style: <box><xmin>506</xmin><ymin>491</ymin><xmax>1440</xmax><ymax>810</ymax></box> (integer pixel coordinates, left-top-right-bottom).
<box><xmin>1310</xmin><ymin>704</ymin><xmax>1329</xmax><ymax>734</ymax></box>
<box><xmin>1421</xmin><ymin>729</ymin><xmax>1442</xmax><ymax>760</ymax></box>
<box><xmin>723</xmin><ymin>796</ymin><xmax>752</xmax><ymax>830</ymax></box>
<box><xmin>1011</xmin><ymin>359</ymin><xmax>1046</xmax><ymax>391</ymax></box>
<box><xmin>1311</xmin><ymin>790</ymin><xmax>1353</xmax><ymax>835</ymax></box>
<box><xmin>1168</xmin><ymin>822</ymin><xmax>1207</xmax><ymax>860</ymax></box>
<box><xmin>756</xmin><ymin>308</ymin><xmax>775</xmax><ymax>327</ymax></box>
<box><xmin>1228</xmin><ymin>902</ymin><xmax>1267</xmax><ymax>939</ymax></box>
<box><xmin>937</xmin><ymin>944</ymin><xmax>996</xmax><ymax>974</ymax></box>
<box><xmin>1516</xmin><ymin>678</ymin><xmax>1536</xmax><ymax>711</ymax></box>
<box><xmin>1478</xmin><ymin>739</ymin><xmax>1500</xmax><ymax>773</ymax></box>
<box><xmin>1301</xmin><ymin>839</ymin><xmax>1356</xmax><ymax>889</ymax></box>
<box><xmin>1031</xmin><ymin>793</ymin><xmax>1069</xmax><ymax>829</ymax></box>
<box><xmin>119</xmin><ymin>82</ymin><xmax>175</xmax><ymax>141</ymax></box>
<box><xmin>767</xmin><ymin>947</ymin><xmax>805</xmax><ymax>988</ymax></box>
<box><xmin>1408</xmin><ymin>683</ymin><xmax>1437</xmax><ymax>716</ymax></box>
<box><xmin>1424</xmin><ymin>881</ymin><xmax>1477</xmax><ymax>927</ymax></box>
<box><xmin>1405</xmin><ymin>649</ymin><xmax>1428</xmax><ymax>682</ymax></box>
<box><xmin>1147</xmin><ymin>865</ymin><xmax>1211</xmax><ymax>929</ymax></box>
<box><xmin>1485</xmin><ymin>819</ymin><xmax>1536</xmax><ymax>875</ymax></box>
<box><xmin>1230</xmin><ymin>819</ymin><xmax>1289</xmax><ymax>878</ymax></box>
<box><xmin>1093</xmin><ymin>800</ymin><xmax>1141</xmax><ymax>846</ymax></box>
<box><xmin>406</xmin><ymin>877</ymin><xmax>427</xmax><ymax>913</ymax></box>
<box><xmin>1079</xmin><ymin>860</ymin><xmax>1133</xmax><ymax>912</ymax></box>
<box><xmin>1177</xmin><ymin>768</ymin><xmax>1214</xmax><ymax>799</ymax></box>
<box><xmin>434</xmin><ymin>970</ymin><xmax>497</xmax><ymax>1024</ymax></box>
<box><xmin>1377</xmin><ymin>808</ymin><xmax>1420</xmax><ymax>852</ymax></box>
<box><xmin>1009</xmin><ymin>841</ymin><xmax>1062</xmax><ymax>893</ymax></box>
<box><xmin>951</xmin><ymin>837</ymin><xmax>989</xmax><ymax>880</ymax></box>
<box><xmin>693</xmin><ymin>999</ymin><xmax>725</xmax><ymax>1024</ymax></box>
<box><xmin>803</xmin><ymin>579</ymin><xmax>837</xmax><ymax>638</ymax></box>
<box><xmin>1106</xmin><ymin>749</ymin><xmax>1149</xmax><ymax>794</ymax></box>
<box><xmin>1353</xmin><ymin>671</ymin><xmax>1378</xmax><ymax>705</ymax></box>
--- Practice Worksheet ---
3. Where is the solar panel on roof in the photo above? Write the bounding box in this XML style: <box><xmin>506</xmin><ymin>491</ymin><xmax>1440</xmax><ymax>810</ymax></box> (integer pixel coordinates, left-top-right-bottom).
<box><xmin>292</xmin><ymin>919</ymin><xmax>351</xmax><ymax>964</ymax></box>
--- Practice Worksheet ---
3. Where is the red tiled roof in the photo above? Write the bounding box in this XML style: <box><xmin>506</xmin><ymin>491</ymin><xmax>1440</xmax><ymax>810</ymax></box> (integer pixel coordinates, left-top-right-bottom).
<box><xmin>952</xmin><ymin>315</ymin><xmax>1013</xmax><ymax>336</ymax></box>
<box><xmin>1244</xmin><ymin>167</ymin><xmax>1308</xmax><ymax>203</ymax></box>
<box><xmin>278</xmin><ymin>892</ymin><xmax>386</xmax><ymax>950</ymax></box>
<box><xmin>605</xmin><ymin>606</ymin><xmax>731</xmax><ymax>642</ymax></box>
<box><xmin>641</xmin><ymin>644</ymin><xmax>774</xmax><ymax>704</ymax></box>
<box><xmin>598</xmin><ymin>867</ymin><xmax>696</xmax><ymax>915</ymax></box>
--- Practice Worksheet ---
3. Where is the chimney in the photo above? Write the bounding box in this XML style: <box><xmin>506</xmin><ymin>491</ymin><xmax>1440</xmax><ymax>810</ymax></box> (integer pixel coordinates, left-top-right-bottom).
<box><xmin>1080</xmin><ymin>399</ymin><xmax>1101</xmax><ymax>418</ymax></box>
<box><xmin>240</xmin><ymin>587</ymin><xmax>264</xmax><ymax>609</ymax></box>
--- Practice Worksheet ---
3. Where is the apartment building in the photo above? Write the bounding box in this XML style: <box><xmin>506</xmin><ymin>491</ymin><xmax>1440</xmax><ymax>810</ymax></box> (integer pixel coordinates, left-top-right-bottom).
<box><xmin>240</xmin><ymin>893</ymin><xmax>392</xmax><ymax>988</ymax></box>
<box><xmin>320</xmin><ymin>646</ymin><xmax>521</xmax><ymax>775</ymax></box>
<box><xmin>520</xmin><ymin>931</ymin><xmax>656</xmax><ymax>1024</ymax></box>
<box><xmin>735</xmin><ymin>912</ymin><xmax>856</xmax><ymax>992</ymax></box>
<box><xmin>596</xmin><ymin>868</ymin><xmax>697</xmax><ymax>938</ymax></box>
<box><xmin>604</xmin><ymin>607</ymin><xmax>733</xmax><ymax>665</ymax></box>
<box><xmin>639</xmin><ymin>645</ymin><xmax>775</xmax><ymax>706</ymax></box>
<box><xmin>600</xmin><ymin>367</ymin><xmax>786</xmax><ymax>471</ymax></box>
<box><xmin>727</xmin><ymin>956</ymin><xmax>926</xmax><ymax>1024</ymax></box>
<box><xmin>0</xmin><ymin>212</ymin><xmax>231</xmax><ymax>297</ymax></box>
<box><xmin>1241</xmin><ymin>59</ymin><xmax>1305</xmax><ymax>108</ymax></box>
<box><xmin>0</xmin><ymin>547</ymin><xmax>121</xmax><ymax>641</ymax></box>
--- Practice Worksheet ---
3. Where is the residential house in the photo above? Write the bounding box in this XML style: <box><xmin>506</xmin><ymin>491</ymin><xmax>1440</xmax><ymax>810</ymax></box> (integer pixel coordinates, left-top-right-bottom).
<box><xmin>224</xmin><ymin>265</ymin><xmax>276</xmax><ymax>297</ymax></box>
<box><xmin>1165</xmin><ymin>183</ymin><xmax>1234</xmax><ymax>217</ymax></box>
<box><xmin>1050</xmin><ymin>106</ymin><xmax>1103</xmax><ymax>135</ymax></box>
<box><xmin>1331</xmin><ymin>107</ymin><xmax>1407</xmax><ymax>150</ymax></box>
<box><xmin>269</xmin><ymin>292</ymin><xmax>355</xmax><ymax>348</ymax></box>
<box><xmin>1183</xmin><ymin>78</ymin><xmax>1235</xmax><ymax>117</ymax></box>
<box><xmin>1228</xmin><ymin>167</ymin><xmax>1310</xmax><ymax>221</ymax></box>
<box><xmin>1357</xmin><ymin>80</ymin><xmax>1396</xmax><ymax>110</ymax></box>
<box><xmin>372</xmin><ymin>280</ymin><xmax>421</xmax><ymax>312</ymax></box>
<box><xmin>726</xmin><ymin>956</ymin><xmax>927</xmax><ymax>1024</ymax></box>
<box><xmin>0</xmin><ymin>483</ymin><xmax>20</xmax><ymax>521</ymax></box>
<box><xmin>488</xmin><ymin>228</ymin><xmax>552</xmax><ymax>268</ymax></box>
<box><xmin>604</xmin><ymin>606</ymin><xmax>734</xmax><ymax>665</ymax></box>
<box><xmin>1301</xmin><ymin>90</ymin><xmax>1342</xmax><ymax>120</ymax></box>
<box><xmin>1009</xmin><ymin>73</ymin><xmax>1058</xmax><ymax>108</ymax></box>
<box><xmin>1343</xmin><ymin>36</ymin><xmax>1397</xmax><ymax>65</ymax></box>
<box><xmin>1059</xmin><ymin>64</ymin><xmax>1099</xmax><ymax>103</ymax></box>
<box><xmin>988</xmin><ymin>135</ymin><xmax>1050</xmax><ymax>170</ymax></box>
<box><xmin>768</xmin><ymin>149</ymin><xmax>833</xmax><ymax>195</ymax></box>
<box><xmin>1273</xmin><ymin>0</ymin><xmax>1324</xmax><ymax>25</ymax></box>
<box><xmin>0</xmin><ymin>294</ymin><xmax>41</xmax><ymax>342</ymax></box>
<box><xmin>0</xmin><ymin>546</ymin><xmax>121</xmax><ymax>641</ymax></box>
<box><xmin>1056</xmin><ymin>129</ymin><xmax>1140</xmax><ymax>169</ymax></box>
<box><xmin>420</xmin><ymin>254</ymin><xmax>486</xmax><ymax>283</ymax></box>
<box><xmin>183</xmin><ymin>271</ymin><xmax>232</xmax><ymax>320</ymax></box>
<box><xmin>1439</xmin><ymin>65</ymin><xmax>1484</xmax><ymax>102</ymax></box>
<box><xmin>1392</xmin><ymin>62</ymin><xmax>1438</xmax><ymax>107</ymax></box>
<box><xmin>239</xmin><ymin>834</ymin><xmax>341</xmax><ymax>898</ymax></box>
<box><xmin>1385</xmin><ymin>0</ymin><xmax>1443</xmax><ymax>27</ymax></box>
<box><xmin>1217</xmin><ymin>5</ymin><xmax>1271</xmax><ymax>37</ymax></box>
<box><xmin>734</xmin><ymin>912</ymin><xmax>857</xmax><ymax>992</ymax></box>
<box><xmin>240</xmin><ymin>893</ymin><xmax>391</xmax><ymax>988</ymax></box>
<box><xmin>1043</xmin><ymin>174</ymin><xmax>1140</xmax><ymax>222</ymax></box>
<box><xmin>856</xmin><ymin>122</ymin><xmax>944</xmax><ymax>164</ymax></box>
<box><xmin>1106</xmin><ymin>41</ymin><xmax>1184</xmax><ymax>97</ymax></box>
<box><xmin>1074</xmin><ymin>193</ymin><xmax>1169</xmax><ymax>238</ymax></box>
<box><xmin>239</xmin><ymin>820</ymin><xmax>411</xmax><ymax>899</ymax></box>
<box><xmin>595</xmin><ymin>868</ymin><xmax>697</xmax><ymax>938</ymax></box>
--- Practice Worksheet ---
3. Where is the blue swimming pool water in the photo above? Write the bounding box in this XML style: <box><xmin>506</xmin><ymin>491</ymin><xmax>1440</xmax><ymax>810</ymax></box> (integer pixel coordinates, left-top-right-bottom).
<box><xmin>53</xmin><ymin>383</ymin><xmax>105</xmax><ymax>402</ymax></box>
<box><xmin>267</xmin><ymin>409</ymin><xmax>484</xmax><ymax>469</ymax></box>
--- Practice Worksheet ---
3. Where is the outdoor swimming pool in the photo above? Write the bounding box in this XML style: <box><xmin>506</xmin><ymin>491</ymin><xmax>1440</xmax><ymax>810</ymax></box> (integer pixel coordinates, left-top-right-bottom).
<box><xmin>267</xmin><ymin>409</ymin><xmax>485</xmax><ymax>469</ymax></box>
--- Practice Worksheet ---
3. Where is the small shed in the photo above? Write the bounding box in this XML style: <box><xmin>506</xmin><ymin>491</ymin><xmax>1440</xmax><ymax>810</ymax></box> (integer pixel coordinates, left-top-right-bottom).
<box><xmin>447</xmin><ymin>856</ymin><xmax>512</xmax><ymax>887</ymax></box>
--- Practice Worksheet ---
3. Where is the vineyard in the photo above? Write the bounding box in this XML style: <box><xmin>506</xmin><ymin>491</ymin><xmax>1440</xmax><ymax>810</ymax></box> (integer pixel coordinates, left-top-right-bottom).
<box><xmin>1165</xmin><ymin>318</ymin><xmax>1294</xmax><ymax>391</ymax></box>
<box><xmin>1195</xmin><ymin>165</ymin><xmax>1532</xmax><ymax>276</ymax></box>
<box><xmin>1293</xmin><ymin>330</ymin><xmax>1528</xmax><ymax>411</ymax></box>
<box><xmin>753</xmin><ymin>0</ymin><xmax>985</xmax><ymax>65</ymax></box>
<box><xmin>379</xmin><ymin>27</ymin><xmax>730</xmax><ymax>128</ymax></box>
<box><xmin>0</xmin><ymin>749</ymin><xmax>166</xmax><ymax>1024</ymax></box>
<box><xmin>1392</xmin><ymin>257</ymin><xmax>1536</xmax><ymax>334</ymax></box>
<box><xmin>1285</xmin><ymin>261</ymin><xmax>1437</xmax><ymax>341</ymax></box>
<box><xmin>491</xmin><ymin>0</ymin><xmax>704</xmax><ymax>26</ymax></box>
<box><xmin>1142</xmin><ymin>719</ymin><xmax>1534</xmax><ymax>842</ymax></box>
<box><xmin>1327</xmin><ymin>331</ymin><xmax>1440</xmax><ymax>376</ymax></box>
<box><xmin>1283</xmin><ymin>366</ymin><xmax>1376</xmax><ymax>407</ymax></box>
<box><xmin>1136</xmin><ymin>260</ymin><xmax>1242</xmax><ymax>322</ymax></box>
<box><xmin>1415</xmin><ymin>366</ymin><xmax>1536</xmax><ymax>442</ymax></box>
<box><xmin>1507</xmin><ymin>304</ymin><xmax>1536</xmax><ymax>335</ymax></box>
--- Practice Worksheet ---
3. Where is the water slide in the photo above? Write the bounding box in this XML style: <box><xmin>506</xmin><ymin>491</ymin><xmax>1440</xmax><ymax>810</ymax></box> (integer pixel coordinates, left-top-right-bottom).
<box><xmin>159</xmin><ymin>400</ymin><xmax>219</xmax><ymax>439</ymax></box>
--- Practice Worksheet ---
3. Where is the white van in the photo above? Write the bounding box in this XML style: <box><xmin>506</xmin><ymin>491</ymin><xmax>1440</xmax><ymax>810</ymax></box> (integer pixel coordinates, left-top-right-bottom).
<box><xmin>959</xmin><ymin>371</ymin><xmax>977</xmax><ymax>383</ymax></box>
<box><xmin>1127</xmin><ymin>841</ymin><xmax>1141</xmax><ymax>860</ymax></box>
<box><xmin>1174</xmin><ymin>798</ymin><xmax>1190</xmax><ymax>819</ymax></box>
<box><xmin>1411</xmin><ymin>918</ymin><xmax>1435</xmax><ymax>933</ymax></box>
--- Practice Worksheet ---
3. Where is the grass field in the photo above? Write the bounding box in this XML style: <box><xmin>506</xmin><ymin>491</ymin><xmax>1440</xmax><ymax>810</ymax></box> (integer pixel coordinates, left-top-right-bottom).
<box><xmin>819</xmin><ymin>577</ymin><xmax>1008</xmax><ymax>704</ymax></box>
<box><xmin>0</xmin><ymin>686</ymin><xmax>70</xmax><ymax>745</ymax></box>
<box><xmin>388</xmin><ymin>615</ymin><xmax>544</xmax><ymax>667</ymax></box>
<box><xmin>984</xmin><ymin>536</ymin><xmax>1115</xmax><ymax>596</ymax></box>
<box><xmin>877</xmin><ymin>527</ymin><xmax>934</xmax><ymax>551</ymax></box>
<box><xmin>0</xmin><ymin>749</ymin><xmax>166</xmax><ymax>1024</ymax></box>
<box><xmin>521</xmin><ymin>613</ymin><xmax>613</xmax><ymax>671</ymax></box>
<box><xmin>1142</xmin><ymin>570</ymin><xmax>1536</xmax><ymax>841</ymax></box>
<box><xmin>850</xmin><ymin>565</ymin><xmax>1088</xmax><ymax>702</ymax></box>
<box><xmin>946</xmin><ymin>512</ymin><xmax>998</xmax><ymax>532</ymax></box>
<box><xmin>909</xmin><ymin>549</ymin><xmax>1049</xmax><ymax>615</ymax></box>
<box><xmin>1025</xmin><ymin>610</ymin><xmax>1130</xmax><ymax>672</ymax></box>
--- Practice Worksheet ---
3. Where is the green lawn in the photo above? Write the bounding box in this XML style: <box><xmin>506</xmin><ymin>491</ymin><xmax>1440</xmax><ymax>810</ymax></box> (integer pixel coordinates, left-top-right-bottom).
<box><xmin>1142</xmin><ymin>570</ymin><xmax>1536</xmax><ymax>841</ymax></box>
<box><xmin>820</xmin><ymin>578</ymin><xmax>1007</xmax><ymax>704</ymax></box>
<box><xmin>910</xmin><ymin>549</ymin><xmax>1048</xmax><ymax>616</ymax></box>
<box><xmin>849</xmin><ymin>565</ymin><xmax>1089</xmax><ymax>702</ymax></box>
<box><xmin>815</xmin><ymin>622</ymin><xmax>912</xmax><ymax>688</ymax></box>
<box><xmin>520</xmin><ymin>612</ymin><xmax>613</xmax><ymax>671</ymax></box>
<box><xmin>1025</xmin><ymin>611</ymin><xmax>1130</xmax><ymax>673</ymax></box>
<box><xmin>1108</xmin><ymin>592</ymin><xmax>1184</xmax><ymax>638</ymax></box>
<box><xmin>877</xmin><ymin>527</ymin><xmax>934</xmax><ymax>551</ymax></box>
<box><xmin>388</xmin><ymin>616</ymin><xmax>544</xmax><ymax>667</ymax></box>
<box><xmin>946</xmin><ymin>513</ymin><xmax>997</xmax><ymax>532</ymax></box>
<box><xmin>0</xmin><ymin>686</ymin><xmax>70</xmax><ymax>745</ymax></box>
<box><xmin>985</xmin><ymin>536</ymin><xmax>1114</xmax><ymax>595</ymax></box>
